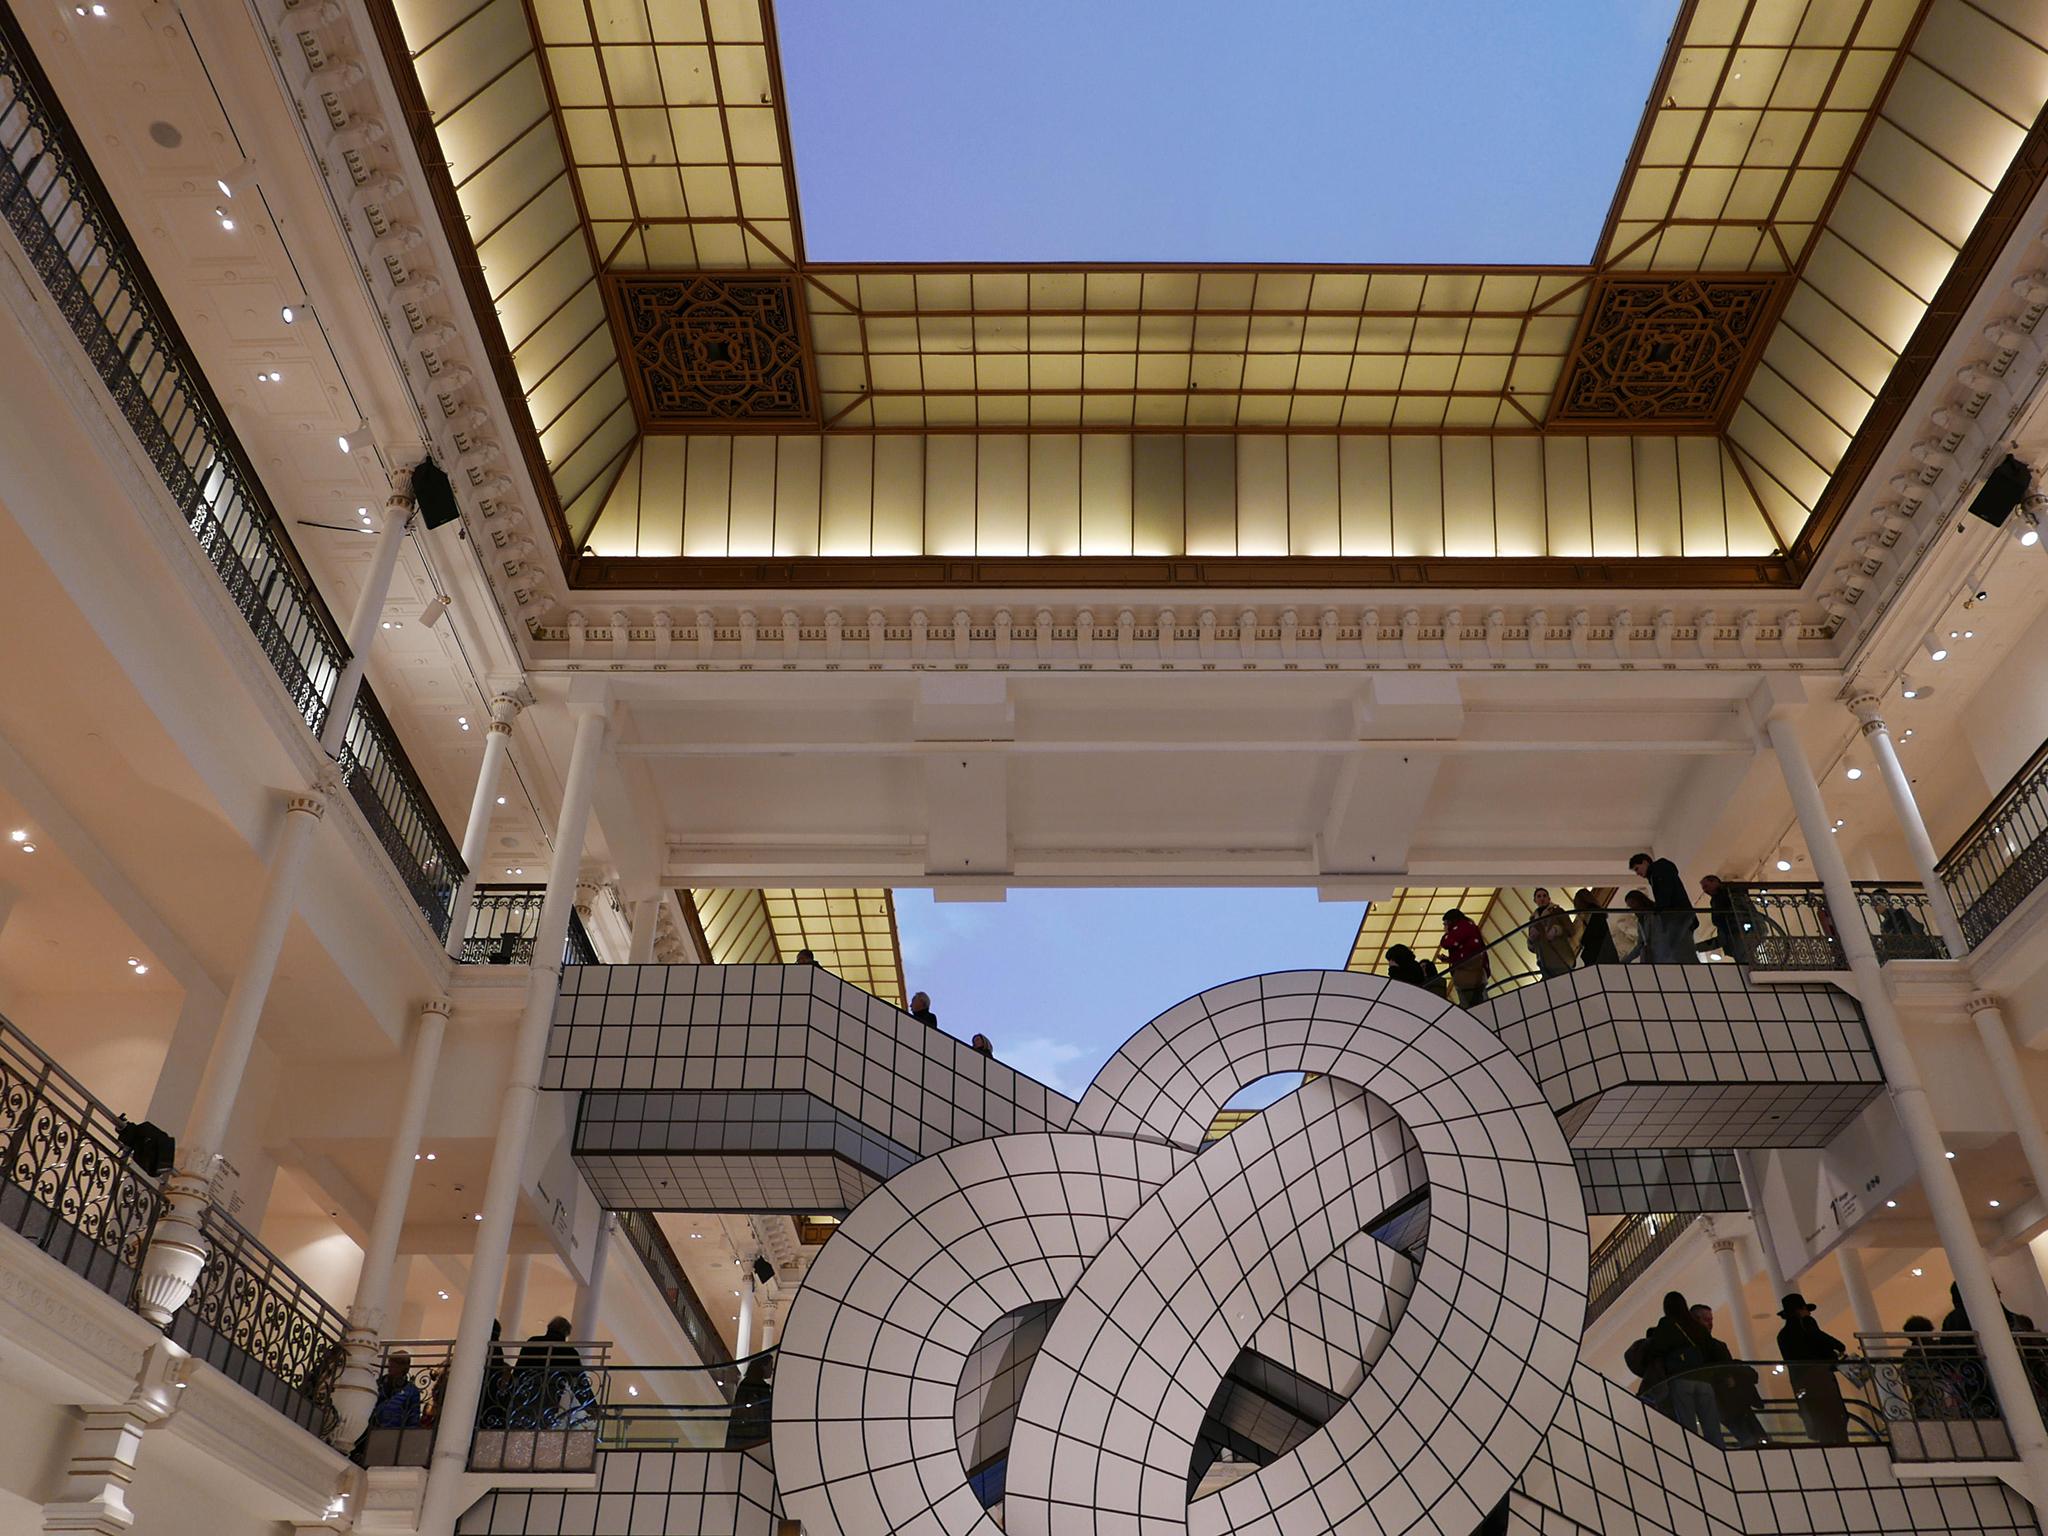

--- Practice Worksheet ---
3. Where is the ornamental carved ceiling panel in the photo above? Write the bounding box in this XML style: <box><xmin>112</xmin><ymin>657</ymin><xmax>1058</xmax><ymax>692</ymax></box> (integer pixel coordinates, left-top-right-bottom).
<box><xmin>1549</xmin><ymin>274</ymin><xmax>1787</xmax><ymax>431</ymax></box>
<box><xmin>607</xmin><ymin>273</ymin><xmax>817</xmax><ymax>429</ymax></box>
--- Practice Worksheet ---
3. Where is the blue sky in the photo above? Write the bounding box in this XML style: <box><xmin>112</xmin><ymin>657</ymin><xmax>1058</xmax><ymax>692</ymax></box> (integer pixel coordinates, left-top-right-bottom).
<box><xmin>895</xmin><ymin>889</ymin><xmax>1365</xmax><ymax>1106</ymax></box>
<box><xmin>778</xmin><ymin>0</ymin><xmax>1679</xmax><ymax>263</ymax></box>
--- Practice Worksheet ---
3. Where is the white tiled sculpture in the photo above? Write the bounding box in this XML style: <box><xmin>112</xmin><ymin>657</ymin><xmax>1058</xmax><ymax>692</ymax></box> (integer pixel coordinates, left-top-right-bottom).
<box><xmin>775</xmin><ymin>970</ymin><xmax>1588</xmax><ymax>1536</ymax></box>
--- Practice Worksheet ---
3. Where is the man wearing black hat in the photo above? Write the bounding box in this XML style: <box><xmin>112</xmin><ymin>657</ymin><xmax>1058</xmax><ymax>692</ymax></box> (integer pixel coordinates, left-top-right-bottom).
<box><xmin>1777</xmin><ymin>1293</ymin><xmax>1848</xmax><ymax>1444</ymax></box>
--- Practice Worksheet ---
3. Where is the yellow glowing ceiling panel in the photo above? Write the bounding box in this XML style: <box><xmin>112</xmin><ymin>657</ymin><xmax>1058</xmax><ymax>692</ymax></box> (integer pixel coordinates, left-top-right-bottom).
<box><xmin>685</xmin><ymin>887</ymin><xmax>905</xmax><ymax>1004</ymax></box>
<box><xmin>1344</xmin><ymin>888</ymin><xmax>1498</xmax><ymax>979</ymax></box>
<box><xmin>375</xmin><ymin>0</ymin><xmax>2048</xmax><ymax>581</ymax></box>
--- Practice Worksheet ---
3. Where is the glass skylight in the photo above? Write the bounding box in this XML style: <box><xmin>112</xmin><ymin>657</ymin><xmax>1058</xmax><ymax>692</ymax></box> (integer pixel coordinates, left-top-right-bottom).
<box><xmin>778</xmin><ymin>0</ymin><xmax>1682</xmax><ymax>263</ymax></box>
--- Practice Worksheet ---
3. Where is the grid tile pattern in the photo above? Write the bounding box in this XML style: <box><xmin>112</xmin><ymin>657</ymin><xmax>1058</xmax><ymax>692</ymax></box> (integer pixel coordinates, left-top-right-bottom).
<box><xmin>1574</xmin><ymin>1149</ymin><xmax>1748</xmax><ymax>1216</ymax></box>
<box><xmin>545</xmin><ymin>964</ymin><xmax>1076</xmax><ymax>1208</ymax></box>
<box><xmin>1471</xmin><ymin>965</ymin><xmax>1881</xmax><ymax>1148</ymax></box>
<box><xmin>1248</xmin><ymin>1227</ymin><xmax>1418</xmax><ymax>1399</ymax></box>
<box><xmin>457</xmin><ymin>1445</ymin><xmax>782</xmax><ymax>1536</ymax></box>
<box><xmin>956</xmin><ymin>1301</ymin><xmax>1062</xmax><ymax>1483</ymax></box>
<box><xmin>1020</xmin><ymin>969</ymin><xmax>1586</xmax><ymax>1536</ymax></box>
<box><xmin>1515</xmin><ymin>1362</ymin><xmax>2036</xmax><ymax>1536</ymax></box>
<box><xmin>772</xmin><ymin>1131</ymin><xmax>1195</xmax><ymax>1536</ymax></box>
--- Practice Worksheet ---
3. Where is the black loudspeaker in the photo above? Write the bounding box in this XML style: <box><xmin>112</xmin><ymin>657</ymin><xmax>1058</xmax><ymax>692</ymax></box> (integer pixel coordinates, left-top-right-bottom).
<box><xmin>1968</xmin><ymin>454</ymin><xmax>2032</xmax><ymax>528</ymax></box>
<box><xmin>412</xmin><ymin>456</ymin><xmax>462</xmax><ymax>530</ymax></box>
<box><xmin>117</xmin><ymin>1118</ymin><xmax>176</xmax><ymax>1177</ymax></box>
<box><xmin>752</xmin><ymin>1255</ymin><xmax>775</xmax><ymax>1286</ymax></box>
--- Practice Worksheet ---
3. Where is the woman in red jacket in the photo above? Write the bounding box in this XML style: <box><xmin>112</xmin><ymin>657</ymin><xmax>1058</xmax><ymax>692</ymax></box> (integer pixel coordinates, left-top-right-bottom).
<box><xmin>1437</xmin><ymin>908</ymin><xmax>1489</xmax><ymax>1006</ymax></box>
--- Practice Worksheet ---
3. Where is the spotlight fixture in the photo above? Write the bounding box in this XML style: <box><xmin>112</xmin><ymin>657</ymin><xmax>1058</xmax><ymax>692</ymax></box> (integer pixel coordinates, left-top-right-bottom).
<box><xmin>214</xmin><ymin>207</ymin><xmax>234</xmax><ymax>232</ymax></box>
<box><xmin>1901</xmin><ymin>679</ymin><xmax>1933</xmax><ymax>700</ymax></box>
<box><xmin>217</xmin><ymin>179</ymin><xmax>233</xmax><ymax>199</ymax></box>
<box><xmin>419</xmin><ymin>593</ymin><xmax>452</xmax><ymax>629</ymax></box>
<box><xmin>280</xmin><ymin>305</ymin><xmax>296</xmax><ymax>323</ymax></box>
<box><xmin>337</xmin><ymin>435</ymin><xmax>352</xmax><ymax>454</ymax></box>
<box><xmin>1924</xmin><ymin>633</ymin><xmax>1949</xmax><ymax>662</ymax></box>
<box><xmin>2021</xmin><ymin>518</ymin><xmax>2042</xmax><ymax>548</ymax></box>
<box><xmin>753</xmin><ymin>1255</ymin><xmax>775</xmax><ymax>1285</ymax></box>
<box><xmin>1967</xmin><ymin>454</ymin><xmax>2032</xmax><ymax>528</ymax></box>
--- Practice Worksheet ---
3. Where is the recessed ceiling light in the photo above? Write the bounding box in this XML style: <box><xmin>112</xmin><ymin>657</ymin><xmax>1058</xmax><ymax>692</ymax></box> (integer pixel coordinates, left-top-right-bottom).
<box><xmin>1886</xmin><ymin>1199</ymin><xmax>1897</xmax><ymax>1208</ymax></box>
<box><xmin>17</xmin><ymin>843</ymin><xmax>34</xmax><ymax>854</ymax></box>
<box><xmin>472</xmin><ymin>1212</ymin><xmax>483</xmax><ymax>1221</ymax></box>
<box><xmin>689</xmin><ymin>1232</ymin><xmax>702</xmax><ymax>1239</ymax></box>
<box><xmin>1912</xmin><ymin>1267</ymin><xmax>1925</xmax><ymax>1277</ymax></box>
<box><xmin>1902</xmin><ymin>729</ymin><xmax>1914</xmax><ymax>739</ymax></box>
<box><xmin>437</xmin><ymin>1289</ymin><xmax>449</xmax><ymax>1300</ymax></box>
<box><xmin>627</xmin><ymin>1384</ymin><xmax>639</xmax><ymax>1397</ymax></box>
<box><xmin>457</xmin><ymin>716</ymin><xmax>470</xmax><ymax>730</ymax></box>
<box><xmin>1964</xmin><ymin>630</ymin><xmax>1975</xmax><ymax>639</ymax></box>
<box><xmin>8</xmin><ymin>830</ymin><xmax>25</xmax><ymax>843</ymax></box>
<box><xmin>1845</xmin><ymin>767</ymin><xmax>1862</xmax><ymax>780</ymax></box>
<box><xmin>425</xmin><ymin>1152</ymin><xmax>435</xmax><ymax>1160</ymax></box>
<box><xmin>1990</xmin><ymin>1199</ymin><xmax>2002</xmax><ymax>1208</ymax></box>
<box><xmin>381</xmin><ymin>621</ymin><xmax>396</xmax><ymax>629</ymax></box>
<box><xmin>496</xmin><ymin>795</ymin><xmax>507</xmax><ymax>805</ymax></box>
<box><xmin>1775</xmin><ymin>859</ymin><xmax>1792</xmax><ymax>872</ymax></box>
<box><xmin>1945</xmin><ymin>1150</ymin><xmax>1956</xmax><ymax>1159</ymax></box>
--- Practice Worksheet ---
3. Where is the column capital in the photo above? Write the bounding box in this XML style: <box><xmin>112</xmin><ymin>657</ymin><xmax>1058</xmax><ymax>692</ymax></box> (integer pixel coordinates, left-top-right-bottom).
<box><xmin>1711</xmin><ymin>1237</ymin><xmax>1739</xmax><ymax>1255</ymax></box>
<box><xmin>1845</xmin><ymin>691</ymin><xmax>1887</xmax><ymax>733</ymax></box>
<box><xmin>486</xmin><ymin>693</ymin><xmax>525</xmax><ymax>733</ymax></box>
<box><xmin>420</xmin><ymin>996</ymin><xmax>454</xmax><ymax>1020</ymax></box>
<box><xmin>1969</xmin><ymin>992</ymin><xmax>2004</xmax><ymax>1018</ymax></box>
<box><xmin>285</xmin><ymin>787</ymin><xmax>330</xmax><ymax>820</ymax></box>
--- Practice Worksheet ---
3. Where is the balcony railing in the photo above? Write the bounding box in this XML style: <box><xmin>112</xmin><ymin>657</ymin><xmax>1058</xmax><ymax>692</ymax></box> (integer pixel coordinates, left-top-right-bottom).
<box><xmin>1857</xmin><ymin>1331</ymin><xmax>2048</xmax><ymax>1462</ymax></box>
<box><xmin>0</xmin><ymin>1017</ymin><xmax>161</xmax><ymax>1305</ymax></box>
<box><xmin>161</xmin><ymin>1202</ymin><xmax>349</xmax><ymax>1439</ymax></box>
<box><xmin>615</xmin><ymin>1211</ymin><xmax>738</xmax><ymax>1396</ymax></box>
<box><xmin>460</xmin><ymin>884</ymin><xmax>599</xmax><ymax>966</ymax></box>
<box><xmin>0</xmin><ymin>14</ymin><xmax>464</xmax><ymax>937</ymax></box>
<box><xmin>1940</xmin><ymin>740</ymin><xmax>2048</xmax><ymax>950</ymax></box>
<box><xmin>1585</xmin><ymin>1212</ymin><xmax>1694</xmax><ymax>1325</ymax></box>
<box><xmin>1720</xmin><ymin>883</ymin><xmax>1950</xmax><ymax>969</ymax></box>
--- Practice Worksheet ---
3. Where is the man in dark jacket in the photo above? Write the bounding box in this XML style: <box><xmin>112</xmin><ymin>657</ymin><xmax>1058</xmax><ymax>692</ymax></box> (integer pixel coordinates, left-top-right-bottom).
<box><xmin>1631</xmin><ymin>852</ymin><xmax>1696</xmax><ymax>962</ymax></box>
<box><xmin>1693</xmin><ymin>1303</ymin><xmax>1763</xmax><ymax>1446</ymax></box>
<box><xmin>1778</xmin><ymin>1293</ymin><xmax>1849</xmax><ymax>1443</ymax></box>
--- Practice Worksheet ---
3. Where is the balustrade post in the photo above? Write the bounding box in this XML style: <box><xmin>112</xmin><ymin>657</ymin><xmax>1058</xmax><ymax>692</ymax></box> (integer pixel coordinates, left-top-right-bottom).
<box><xmin>443</xmin><ymin>693</ymin><xmax>525</xmax><ymax>958</ymax></box>
<box><xmin>317</xmin><ymin>474</ymin><xmax>417</xmax><ymax>760</ymax></box>
<box><xmin>1846</xmin><ymin>692</ymin><xmax>1970</xmax><ymax>956</ymax></box>
<box><xmin>419</xmin><ymin>701</ymin><xmax>609</xmax><ymax>1536</ymax></box>
<box><xmin>329</xmin><ymin>996</ymin><xmax>451</xmax><ymax>1447</ymax></box>
<box><xmin>1760</xmin><ymin>688</ymin><xmax>2048</xmax><ymax>1532</ymax></box>
<box><xmin>40</xmin><ymin>1339</ymin><xmax>189</xmax><ymax>1534</ymax></box>
<box><xmin>136</xmin><ymin>774</ymin><xmax>333</xmax><ymax>1325</ymax></box>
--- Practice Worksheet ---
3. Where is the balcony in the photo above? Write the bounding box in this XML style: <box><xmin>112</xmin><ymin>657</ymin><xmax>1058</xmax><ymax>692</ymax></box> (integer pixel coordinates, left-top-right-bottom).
<box><xmin>0</xmin><ymin>12</ymin><xmax>465</xmax><ymax>938</ymax></box>
<box><xmin>460</xmin><ymin>884</ymin><xmax>600</xmax><ymax>966</ymax></box>
<box><xmin>1</xmin><ymin>1013</ymin><xmax>348</xmax><ymax>1442</ymax></box>
<box><xmin>1940</xmin><ymin>738</ymin><xmax>2048</xmax><ymax>951</ymax></box>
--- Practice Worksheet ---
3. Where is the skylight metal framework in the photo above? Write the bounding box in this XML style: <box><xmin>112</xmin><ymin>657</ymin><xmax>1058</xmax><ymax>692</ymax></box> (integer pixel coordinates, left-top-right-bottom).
<box><xmin>372</xmin><ymin>0</ymin><xmax>2048</xmax><ymax>586</ymax></box>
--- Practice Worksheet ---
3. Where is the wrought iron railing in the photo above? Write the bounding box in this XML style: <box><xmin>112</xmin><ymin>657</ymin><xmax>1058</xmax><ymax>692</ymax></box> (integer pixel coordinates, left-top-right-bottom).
<box><xmin>1649</xmin><ymin>1360</ymin><xmax>1887</xmax><ymax>1448</ymax></box>
<box><xmin>355</xmin><ymin>1338</ymin><xmax>453</xmax><ymax>1467</ymax></box>
<box><xmin>1856</xmin><ymin>1331</ymin><xmax>2048</xmax><ymax>1462</ymax></box>
<box><xmin>162</xmin><ymin>1203</ymin><xmax>349</xmax><ymax>1439</ymax></box>
<box><xmin>1716</xmin><ymin>883</ymin><xmax>1949</xmax><ymax>970</ymax></box>
<box><xmin>616</xmin><ymin>1211</ymin><xmax>738</xmax><ymax>1396</ymax></box>
<box><xmin>0</xmin><ymin>1018</ymin><xmax>161</xmax><ymax>1304</ymax></box>
<box><xmin>1940</xmin><ymin>741</ymin><xmax>2048</xmax><ymax>949</ymax></box>
<box><xmin>0</xmin><ymin>16</ymin><xmax>464</xmax><ymax>936</ymax></box>
<box><xmin>460</xmin><ymin>883</ymin><xmax>599</xmax><ymax>965</ymax></box>
<box><xmin>1585</xmin><ymin>1212</ymin><xmax>1694</xmax><ymax>1325</ymax></box>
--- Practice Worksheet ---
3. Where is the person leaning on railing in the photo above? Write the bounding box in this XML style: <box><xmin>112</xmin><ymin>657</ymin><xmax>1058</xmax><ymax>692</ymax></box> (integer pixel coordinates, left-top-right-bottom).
<box><xmin>1778</xmin><ymin>1292</ymin><xmax>1850</xmax><ymax>1444</ymax></box>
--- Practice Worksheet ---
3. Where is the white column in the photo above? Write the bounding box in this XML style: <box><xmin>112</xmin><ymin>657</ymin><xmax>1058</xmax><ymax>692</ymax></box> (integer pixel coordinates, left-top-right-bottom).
<box><xmin>571</xmin><ymin>1214</ymin><xmax>615</xmax><ymax>1340</ymax></box>
<box><xmin>443</xmin><ymin>693</ymin><xmax>525</xmax><ymax>958</ymax></box>
<box><xmin>499</xmin><ymin>1252</ymin><xmax>531</xmax><ymax>1338</ymax></box>
<box><xmin>1847</xmin><ymin>692</ymin><xmax>1970</xmax><ymax>956</ymax></box>
<box><xmin>1836</xmin><ymin>1246</ymin><xmax>1884</xmax><ymax>1341</ymax></box>
<box><xmin>327</xmin><ymin>997</ymin><xmax>451</xmax><ymax>1446</ymax></box>
<box><xmin>419</xmin><ymin>703</ymin><xmax>609</xmax><ymax>1536</ymax></box>
<box><xmin>736</xmin><ymin>1278</ymin><xmax>757</xmax><ymax>1359</ymax></box>
<box><xmin>627</xmin><ymin>898</ymin><xmax>660</xmax><ymax>964</ymax></box>
<box><xmin>143</xmin><ymin>989</ymin><xmax>219</xmax><ymax>1136</ymax></box>
<box><xmin>1970</xmin><ymin>995</ymin><xmax>2048</xmax><ymax>1222</ymax></box>
<box><xmin>134</xmin><ymin>778</ymin><xmax>332</xmax><ymax>1325</ymax></box>
<box><xmin>317</xmin><ymin>479</ymin><xmax>417</xmax><ymax>759</ymax></box>
<box><xmin>1710</xmin><ymin>1230</ymin><xmax>1759</xmax><ymax>1359</ymax></box>
<box><xmin>1764</xmin><ymin>700</ymin><xmax>2048</xmax><ymax>1529</ymax></box>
